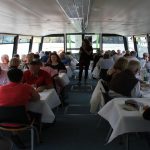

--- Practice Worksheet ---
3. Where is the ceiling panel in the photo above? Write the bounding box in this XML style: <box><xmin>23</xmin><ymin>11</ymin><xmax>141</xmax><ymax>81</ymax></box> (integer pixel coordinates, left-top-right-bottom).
<box><xmin>88</xmin><ymin>0</ymin><xmax>150</xmax><ymax>35</ymax></box>
<box><xmin>0</xmin><ymin>0</ymin><xmax>150</xmax><ymax>36</ymax></box>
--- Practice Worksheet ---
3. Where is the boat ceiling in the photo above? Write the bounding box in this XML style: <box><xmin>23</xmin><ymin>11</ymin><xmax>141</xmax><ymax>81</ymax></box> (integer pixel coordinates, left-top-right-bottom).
<box><xmin>0</xmin><ymin>0</ymin><xmax>150</xmax><ymax>36</ymax></box>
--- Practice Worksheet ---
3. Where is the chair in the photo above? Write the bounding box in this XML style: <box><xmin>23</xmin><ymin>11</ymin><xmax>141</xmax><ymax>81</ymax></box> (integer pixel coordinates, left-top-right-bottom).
<box><xmin>0</xmin><ymin>105</ymin><xmax>39</xmax><ymax>150</ymax></box>
<box><xmin>0</xmin><ymin>136</ymin><xmax>13</xmax><ymax>150</ymax></box>
<box><xmin>99</xmin><ymin>69</ymin><xmax>109</xmax><ymax>81</ymax></box>
<box><xmin>99</xmin><ymin>79</ymin><xmax>112</xmax><ymax>104</ymax></box>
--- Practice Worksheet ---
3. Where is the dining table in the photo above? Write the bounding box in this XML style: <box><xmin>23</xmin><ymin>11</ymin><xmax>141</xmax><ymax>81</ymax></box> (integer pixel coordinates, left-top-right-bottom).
<box><xmin>28</xmin><ymin>88</ymin><xmax>61</xmax><ymax>123</ymax></box>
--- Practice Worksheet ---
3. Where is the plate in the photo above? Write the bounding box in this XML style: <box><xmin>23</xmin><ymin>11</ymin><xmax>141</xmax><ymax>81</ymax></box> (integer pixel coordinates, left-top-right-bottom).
<box><xmin>122</xmin><ymin>104</ymin><xmax>138</xmax><ymax>111</ymax></box>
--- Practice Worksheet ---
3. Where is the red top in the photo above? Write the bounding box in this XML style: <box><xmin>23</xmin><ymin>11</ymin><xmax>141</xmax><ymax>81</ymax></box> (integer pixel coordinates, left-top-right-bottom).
<box><xmin>22</xmin><ymin>69</ymin><xmax>52</xmax><ymax>87</ymax></box>
<box><xmin>0</xmin><ymin>82</ymin><xmax>34</xmax><ymax>106</ymax></box>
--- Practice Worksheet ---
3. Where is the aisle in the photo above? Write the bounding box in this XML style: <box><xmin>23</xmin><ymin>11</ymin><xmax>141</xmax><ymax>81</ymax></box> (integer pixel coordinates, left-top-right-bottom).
<box><xmin>12</xmin><ymin>79</ymin><xmax>150</xmax><ymax>150</ymax></box>
<box><xmin>35</xmin><ymin>79</ymin><xmax>150</xmax><ymax>150</ymax></box>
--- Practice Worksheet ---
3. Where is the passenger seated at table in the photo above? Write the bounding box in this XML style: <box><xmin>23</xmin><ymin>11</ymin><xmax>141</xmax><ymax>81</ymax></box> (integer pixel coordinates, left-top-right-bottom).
<box><xmin>9</xmin><ymin>57</ymin><xmax>20</xmax><ymax>69</ymax></box>
<box><xmin>109</xmin><ymin>60</ymin><xmax>142</xmax><ymax>98</ymax></box>
<box><xmin>44</xmin><ymin>53</ymin><xmax>67</xmax><ymax>94</ymax></box>
<box><xmin>0</xmin><ymin>68</ymin><xmax>40</xmax><ymax>106</ymax></box>
<box><xmin>20</xmin><ymin>53</ymin><xmax>34</xmax><ymax>71</ymax></box>
<box><xmin>23</xmin><ymin>59</ymin><xmax>53</xmax><ymax>92</ymax></box>
<box><xmin>40</xmin><ymin>66</ymin><xmax>63</xmax><ymax>94</ymax></box>
<box><xmin>59</xmin><ymin>52</ymin><xmax>71</xmax><ymax>66</ymax></box>
<box><xmin>0</xmin><ymin>66</ymin><xmax>9</xmax><ymax>85</ymax></box>
<box><xmin>107</xmin><ymin>57</ymin><xmax>128</xmax><ymax>82</ymax></box>
<box><xmin>46</xmin><ymin>52</ymin><xmax>67</xmax><ymax>73</ymax></box>
<box><xmin>97</xmin><ymin>51</ymin><xmax>114</xmax><ymax>81</ymax></box>
<box><xmin>0</xmin><ymin>54</ymin><xmax>9</xmax><ymax>70</ymax></box>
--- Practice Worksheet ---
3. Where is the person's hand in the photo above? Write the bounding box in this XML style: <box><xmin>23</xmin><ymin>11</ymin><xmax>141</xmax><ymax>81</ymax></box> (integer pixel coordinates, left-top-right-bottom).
<box><xmin>143</xmin><ymin>105</ymin><xmax>150</xmax><ymax>110</ymax></box>
<box><xmin>36</xmin><ymin>86</ymin><xmax>45</xmax><ymax>92</ymax></box>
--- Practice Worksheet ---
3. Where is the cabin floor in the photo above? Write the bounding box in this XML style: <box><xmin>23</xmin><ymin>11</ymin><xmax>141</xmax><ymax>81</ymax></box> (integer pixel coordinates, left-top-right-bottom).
<box><xmin>4</xmin><ymin>79</ymin><xmax>150</xmax><ymax>150</ymax></box>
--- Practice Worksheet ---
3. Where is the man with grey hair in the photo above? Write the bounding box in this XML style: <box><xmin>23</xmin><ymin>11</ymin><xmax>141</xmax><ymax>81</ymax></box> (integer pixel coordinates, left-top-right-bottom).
<box><xmin>126</xmin><ymin>51</ymin><xmax>139</xmax><ymax>62</ymax></box>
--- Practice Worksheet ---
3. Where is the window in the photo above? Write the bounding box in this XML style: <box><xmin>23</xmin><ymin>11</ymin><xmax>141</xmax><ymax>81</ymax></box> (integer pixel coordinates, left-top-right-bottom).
<box><xmin>85</xmin><ymin>34</ymin><xmax>100</xmax><ymax>53</ymax></box>
<box><xmin>0</xmin><ymin>44</ymin><xmax>14</xmax><ymax>61</ymax></box>
<box><xmin>17</xmin><ymin>36</ymin><xmax>31</xmax><ymax>56</ymax></box>
<box><xmin>42</xmin><ymin>36</ymin><xmax>64</xmax><ymax>53</ymax></box>
<box><xmin>67</xmin><ymin>34</ymin><xmax>82</xmax><ymax>50</ymax></box>
<box><xmin>0</xmin><ymin>34</ymin><xmax>15</xmax><ymax>60</ymax></box>
<box><xmin>102</xmin><ymin>36</ymin><xmax>124</xmax><ymax>52</ymax></box>
<box><xmin>127</xmin><ymin>36</ymin><xmax>134</xmax><ymax>51</ymax></box>
<box><xmin>32</xmin><ymin>37</ymin><xmax>42</xmax><ymax>53</ymax></box>
<box><xmin>135</xmin><ymin>35</ymin><xmax>148</xmax><ymax>58</ymax></box>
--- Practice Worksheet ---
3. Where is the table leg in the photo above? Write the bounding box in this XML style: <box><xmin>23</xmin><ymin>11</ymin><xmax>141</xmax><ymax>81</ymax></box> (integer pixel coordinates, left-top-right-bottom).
<box><xmin>105</xmin><ymin>127</ymin><xmax>113</xmax><ymax>143</ymax></box>
<box><xmin>126</xmin><ymin>134</ymin><xmax>129</xmax><ymax>150</ymax></box>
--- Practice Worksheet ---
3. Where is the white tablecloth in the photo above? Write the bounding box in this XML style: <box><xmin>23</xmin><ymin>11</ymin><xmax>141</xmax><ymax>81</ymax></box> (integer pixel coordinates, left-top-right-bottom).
<box><xmin>90</xmin><ymin>80</ymin><xmax>105</xmax><ymax>113</ymax></box>
<box><xmin>28</xmin><ymin>88</ymin><xmax>61</xmax><ymax>123</ymax></box>
<box><xmin>39</xmin><ymin>88</ymin><xmax>61</xmax><ymax>109</ymax></box>
<box><xmin>66</xmin><ymin>66</ymin><xmax>73</xmax><ymax>78</ymax></box>
<box><xmin>141</xmin><ymin>86</ymin><xmax>150</xmax><ymax>98</ymax></box>
<box><xmin>98</xmin><ymin>98</ymin><xmax>150</xmax><ymax>143</ymax></box>
<box><xmin>58</xmin><ymin>73</ymin><xmax>70</xmax><ymax>87</ymax></box>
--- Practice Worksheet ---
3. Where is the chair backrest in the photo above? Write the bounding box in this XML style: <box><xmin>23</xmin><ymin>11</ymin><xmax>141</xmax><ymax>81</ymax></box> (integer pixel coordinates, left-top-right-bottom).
<box><xmin>99</xmin><ymin>69</ymin><xmax>108</xmax><ymax>81</ymax></box>
<box><xmin>99</xmin><ymin>79</ymin><xmax>107</xmax><ymax>93</ymax></box>
<box><xmin>99</xmin><ymin>79</ymin><xmax>112</xmax><ymax>104</ymax></box>
<box><xmin>0</xmin><ymin>105</ymin><xmax>29</xmax><ymax>124</ymax></box>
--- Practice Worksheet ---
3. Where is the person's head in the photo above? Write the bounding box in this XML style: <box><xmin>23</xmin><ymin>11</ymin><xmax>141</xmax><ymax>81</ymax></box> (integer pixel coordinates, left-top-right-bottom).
<box><xmin>25</xmin><ymin>53</ymin><xmax>34</xmax><ymax>63</ymax></box>
<box><xmin>117</xmin><ymin>50</ymin><xmax>121</xmax><ymax>55</ymax></box>
<box><xmin>127</xmin><ymin>60</ymin><xmax>141</xmax><ymax>75</ymax></box>
<box><xmin>130</xmin><ymin>51</ymin><xmax>137</xmax><ymax>57</ymax></box>
<box><xmin>124</xmin><ymin>50</ymin><xmax>130</xmax><ymax>57</ymax></box>
<box><xmin>7</xmin><ymin>68</ymin><xmax>23</xmax><ymax>83</ymax></box>
<box><xmin>59</xmin><ymin>52</ymin><xmax>65</xmax><ymax>59</ymax></box>
<box><xmin>21</xmin><ymin>54</ymin><xmax>26</xmax><ymax>62</ymax></box>
<box><xmin>49</xmin><ymin>53</ymin><xmax>60</xmax><ymax>64</ymax></box>
<box><xmin>1</xmin><ymin>54</ymin><xmax>9</xmax><ymax>64</ymax></box>
<box><xmin>33</xmin><ymin>54</ymin><xmax>40</xmax><ymax>59</ymax></box>
<box><xmin>103</xmin><ymin>51</ymin><xmax>110</xmax><ymax>59</ymax></box>
<box><xmin>143</xmin><ymin>53</ymin><xmax>149</xmax><ymax>60</ymax></box>
<box><xmin>45</xmin><ymin>51</ymin><xmax>49</xmax><ymax>56</ymax></box>
<box><xmin>114</xmin><ymin>57</ymin><xmax>128</xmax><ymax>71</ymax></box>
<box><xmin>82</xmin><ymin>39</ymin><xmax>91</xmax><ymax>48</ymax></box>
<box><xmin>13</xmin><ymin>54</ymin><xmax>20</xmax><ymax>59</ymax></box>
<box><xmin>28</xmin><ymin>59</ymin><xmax>42</xmax><ymax>74</ymax></box>
<box><xmin>9</xmin><ymin>57</ymin><xmax>20</xmax><ymax>68</ymax></box>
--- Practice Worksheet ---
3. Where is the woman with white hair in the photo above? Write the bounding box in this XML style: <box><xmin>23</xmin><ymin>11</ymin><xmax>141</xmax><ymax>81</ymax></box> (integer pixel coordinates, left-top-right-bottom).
<box><xmin>0</xmin><ymin>54</ymin><xmax>9</xmax><ymax>70</ymax></box>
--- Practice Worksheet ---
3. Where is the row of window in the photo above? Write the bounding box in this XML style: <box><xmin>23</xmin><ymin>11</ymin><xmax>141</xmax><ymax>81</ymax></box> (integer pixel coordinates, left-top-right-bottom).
<box><xmin>0</xmin><ymin>34</ymin><xmax>148</xmax><ymax>59</ymax></box>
